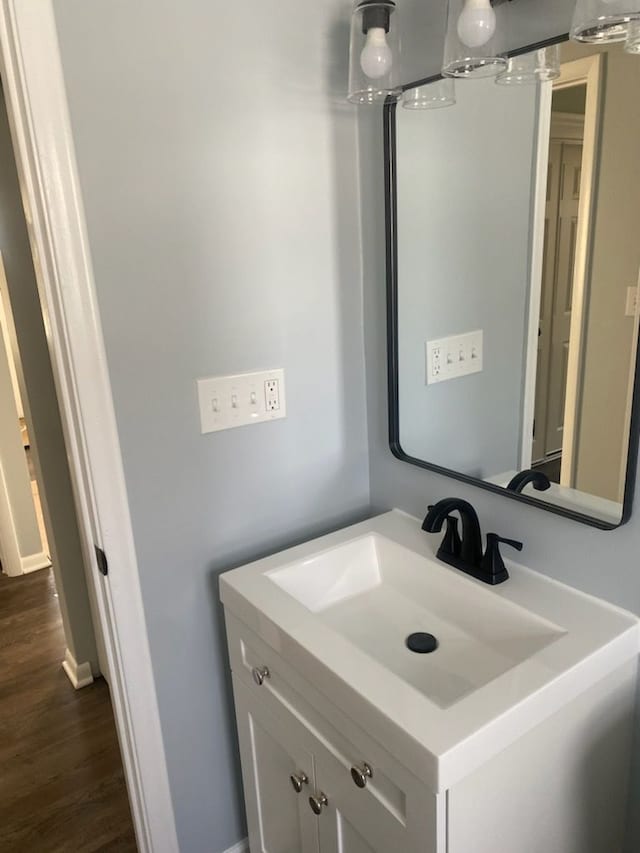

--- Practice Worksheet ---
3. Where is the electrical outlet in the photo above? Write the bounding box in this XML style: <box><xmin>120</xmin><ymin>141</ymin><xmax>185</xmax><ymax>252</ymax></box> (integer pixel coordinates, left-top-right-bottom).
<box><xmin>431</xmin><ymin>345</ymin><xmax>442</xmax><ymax>379</ymax></box>
<box><xmin>265</xmin><ymin>379</ymin><xmax>280</xmax><ymax>411</ymax></box>
<box><xmin>626</xmin><ymin>286</ymin><xmax>639</xmax><ymax>318</ymax></box>
<box><xmin>197</xmin><ymin>369</ymin><xmax>286</xmax><ymax>433</ymax></box>
<box><xmin>426</xmin><ymin>331</ymin><xmax>483</xmax><ymax>385</ymax></box>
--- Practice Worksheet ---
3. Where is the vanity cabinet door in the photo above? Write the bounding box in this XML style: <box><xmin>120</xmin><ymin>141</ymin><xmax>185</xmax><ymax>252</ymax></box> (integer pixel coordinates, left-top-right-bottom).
<box><xmin>232</xmin><ymin>676</ymin><xmax>319</xmax><ymax>853</ymax></box>
<box><xmin>313</xmin><ymin>745</ymin><xmax>433</xmax><ymax>853</ymax></box>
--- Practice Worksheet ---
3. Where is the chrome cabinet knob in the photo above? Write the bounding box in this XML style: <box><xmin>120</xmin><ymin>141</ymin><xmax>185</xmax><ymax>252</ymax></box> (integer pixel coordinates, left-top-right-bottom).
<box><xmin>251</xmin><ymin>665</ymin><xmax>270</xmax><ymax>686</ymax></box>
<box><xmin>290</xmin><ymin>772</ymin><xmax>308</xmax><ymax>793</ymax></box>
<box><xmin>350</xmin><ymin>762</ymin><xmax>373</xmax><ymax>789</ymax></box>
<box><xmin>308</xmin><ymin>792</ymin><xmax>328</xmax><ymax>815</ymax></box>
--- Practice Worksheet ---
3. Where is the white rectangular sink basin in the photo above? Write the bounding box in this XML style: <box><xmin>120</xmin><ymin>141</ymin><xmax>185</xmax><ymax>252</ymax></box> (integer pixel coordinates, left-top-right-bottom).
<box><xmin>268</xmin><ymin>534</ymin><xmax>564</xmax><ymax>707</ymax></box>
<box><xmin>220</xmin><ymin>510</ymin><xmax>639</xmax><ymax>791</ymax></box>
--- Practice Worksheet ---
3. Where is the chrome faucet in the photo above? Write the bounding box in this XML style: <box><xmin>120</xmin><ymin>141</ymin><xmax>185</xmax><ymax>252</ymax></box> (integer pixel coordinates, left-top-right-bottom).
<box><xmin>422</xmin><ymin>498</ymin><xmax>522</xmax><ymax>585</ymax></box>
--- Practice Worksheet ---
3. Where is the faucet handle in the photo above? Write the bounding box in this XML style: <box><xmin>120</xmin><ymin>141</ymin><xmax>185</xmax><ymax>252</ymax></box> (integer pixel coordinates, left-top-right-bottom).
<box><xmin>491</xmin><ymin>534</ymin><xmax>523</xmax><ymax>552</ymax></box>
<box><xmin>480</xmin><ymin>533</ymin><xmax>523</xmax><ymax>585</ymax></box>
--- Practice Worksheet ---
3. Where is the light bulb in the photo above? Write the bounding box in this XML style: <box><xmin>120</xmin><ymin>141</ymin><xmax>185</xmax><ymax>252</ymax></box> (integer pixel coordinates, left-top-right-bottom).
<box><xmin>456</xmin><ymin>0</ymin><xmax>496</xmax><ymax>48</ymax></box>
<box><xmin>360</xmin><ymin>27</ymin><xmax>393</xmax><ymax>79</ymax></box>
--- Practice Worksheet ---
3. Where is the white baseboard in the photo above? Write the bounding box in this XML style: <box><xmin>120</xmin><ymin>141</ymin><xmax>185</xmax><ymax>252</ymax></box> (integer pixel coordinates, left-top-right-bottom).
<box><xmin>62</xmin><ymin>648</ymin><xmax>94</xmax><ymax>689</ymax></box>
<box><xmin>222</xmin><ymin>840</ymin><xmax>249</xmax><ymax>853</ymax></box>
<box><xmin>21</xmin><ymin>550</ymin><xmax>51</xmax><ymax>574</ymax></box>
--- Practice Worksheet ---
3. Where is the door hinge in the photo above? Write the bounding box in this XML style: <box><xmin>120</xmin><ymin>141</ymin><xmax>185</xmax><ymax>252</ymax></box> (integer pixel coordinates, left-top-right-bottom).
<box><xmin>94</xmin><ymin>545</ymin><xmax>108</xmax><ymax>577</ymax></box>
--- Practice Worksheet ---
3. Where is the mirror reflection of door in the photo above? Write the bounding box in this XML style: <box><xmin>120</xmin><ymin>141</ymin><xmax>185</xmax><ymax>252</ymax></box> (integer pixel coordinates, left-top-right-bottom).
<box><xmin>394</xmin><ymin>40</ymin><xmax>640</xmax><ymax>524</ymax></box>
<box><xmin>533</xmin><ymin>88</ymin><xmax>586</xmax><ymax>483</ymax></box>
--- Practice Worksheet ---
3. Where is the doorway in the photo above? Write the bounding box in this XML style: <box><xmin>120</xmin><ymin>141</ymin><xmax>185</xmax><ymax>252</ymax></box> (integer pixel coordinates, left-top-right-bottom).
<box><xmin>0</xmin><ymin>258</ymin><xmax>51</xmax><ymax>578</ymax></box>
<box><xmin>532</xmin><ymin>85</ymin><xmax>588</xmax><ymax>481</ymax></box>
<box><xmin>530</xmin><ymin>54</ymin><xmax>602</xmax><ymax>489</ymax></box>
<box><xmin>0</xmin><ymin>74</ymin><xmax>136</xmax><ymax>850</ymax></box>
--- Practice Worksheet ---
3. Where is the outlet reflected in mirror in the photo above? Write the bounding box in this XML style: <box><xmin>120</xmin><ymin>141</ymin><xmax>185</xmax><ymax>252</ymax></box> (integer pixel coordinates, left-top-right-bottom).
<box><xmin>388</xmin><ymin>39</ymin><xmax>640</xmax><ymax>527</ymax></box>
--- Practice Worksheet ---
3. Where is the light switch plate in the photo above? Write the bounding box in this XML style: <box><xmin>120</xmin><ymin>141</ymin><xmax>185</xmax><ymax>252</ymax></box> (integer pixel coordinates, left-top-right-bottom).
<box><xmin>197</xmin><ymin>369</ymin><xmax>286</xmax><ymax>433</ymax></box>
<box><xmin>426</xmin><ymin>331</ymin><xmax>483</xmax><ymax>385</ymax></box>
<box><xmin>625</xmin><ymin>286</ymin><xmax>639</xmax><ymax>318</ymax></box>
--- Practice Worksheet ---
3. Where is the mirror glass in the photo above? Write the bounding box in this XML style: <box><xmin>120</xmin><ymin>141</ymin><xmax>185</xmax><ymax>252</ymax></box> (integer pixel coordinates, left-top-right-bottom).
<box><xmin>392</xmin><ymin>39</ymin><xmax>640</xmax><ymax>527</ymax></box>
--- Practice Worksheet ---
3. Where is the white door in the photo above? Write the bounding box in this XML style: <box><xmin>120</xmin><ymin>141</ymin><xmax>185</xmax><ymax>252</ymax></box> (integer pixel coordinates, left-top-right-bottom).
<box><xmin>547</xmin><ymin>141</ymin><xmax>583</xmax><ymax>455</ymax></box>
<box><xmin>533</xmin><ymin>139</ymin><xmax>583</xmax><ymax>462</ymax></box>
<box><xmin>232</xmin><ymin>676</ymin><xmax>319</xmax><ymax>853</ymax></box>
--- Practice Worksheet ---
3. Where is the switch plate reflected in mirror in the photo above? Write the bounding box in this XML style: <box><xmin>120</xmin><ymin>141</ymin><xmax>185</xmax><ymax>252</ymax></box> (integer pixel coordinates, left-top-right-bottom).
<box><xmin>385</xmin><ymin>36</ymin><xmax>640</xmax><ymax>528</ymax></box>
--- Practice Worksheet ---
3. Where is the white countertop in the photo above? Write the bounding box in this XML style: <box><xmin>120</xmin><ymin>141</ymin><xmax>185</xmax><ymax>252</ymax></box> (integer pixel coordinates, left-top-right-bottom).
<box><xmin>220</xmin><ymin>510</ymin><xmax>639</xmax><ymax>791</ymax></box>
<box><xmin>485</xmin><ymin>470</ymin><xmax>623</xmax><ymax>525</ymax></box>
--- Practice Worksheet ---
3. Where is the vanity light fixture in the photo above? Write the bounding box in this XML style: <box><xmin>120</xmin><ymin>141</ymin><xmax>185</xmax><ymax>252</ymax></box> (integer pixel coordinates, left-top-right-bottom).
<box><xmin>442</xmin><ymin>0</ymin><xmax>509</xmax><ymax>78</ymax></box>
<box><xmin>402</xmin><ymin>78</ymin><xmax>457</xmax><ymax>109</ymax></box>
<box><xmin>457</xmin><ymin>0</ymin><xmax>497</xmax><ymax>47</ymax></box>
<box><xmin>348</xmin><ymin>0</ymin><xmax>402</xmax><ymax>104</ymax></box>
<box><xmin>570</xmin><ymin>0</ymin><xmax>640</xmax><ymax>43</ymax></box>
<box><xmin>495</xmin><ymin>45</ymin><xmax>561</xmax><ymax>85</ymax></box>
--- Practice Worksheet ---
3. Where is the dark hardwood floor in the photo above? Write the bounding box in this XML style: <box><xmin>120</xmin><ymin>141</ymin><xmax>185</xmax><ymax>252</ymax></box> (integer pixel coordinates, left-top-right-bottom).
<box><xmin>0</xmin><ymin>568</ymin><xmax>137</xmax><ymax>852</ymax></box>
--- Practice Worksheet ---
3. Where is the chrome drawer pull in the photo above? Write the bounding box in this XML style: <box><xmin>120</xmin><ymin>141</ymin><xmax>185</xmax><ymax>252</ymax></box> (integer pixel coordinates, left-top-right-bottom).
<box><xmin>350</xmin><ymin>762</ymin><xmax>373</xmax><ymax>789</ymax></box>
<box><xmin>251</xmin><ymin>665</ymin><xmax>270</xmax><ymax>686</ymax></box>
<box><xmin>309</xmin><ymin>792</ymin><xmax>328</xmax><ymax>815</ymax></box>
<box><xmin>290</xmin><ymin>772</ymin><xmax>308</xmax><ymax>793</ymax></box>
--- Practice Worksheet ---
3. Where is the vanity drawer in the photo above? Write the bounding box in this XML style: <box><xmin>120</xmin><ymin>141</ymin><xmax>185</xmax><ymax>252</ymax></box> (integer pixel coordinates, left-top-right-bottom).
<box><xmin>225</xmin><ymin>611</ymin><xmax>442</xmax><ymax>853</ymax></box>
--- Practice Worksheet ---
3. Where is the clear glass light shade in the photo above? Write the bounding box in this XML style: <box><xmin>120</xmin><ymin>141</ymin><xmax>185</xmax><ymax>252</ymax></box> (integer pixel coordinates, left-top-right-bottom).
<box><xmin>495</xmin><ymin>46</ymin><xmax>561</xmax><ymax>86</ymax></box>
<box><xmin>570</xmin><ymin>0</ymin><xmax>640</xmax><ymax>43</ymax></box>
<box><xmin>442</xmin><ymin>0</ymin><xmax>507</xmax><ymax>78</ymax></box>
<box><xmin>625</xmin><ymin>18</ymin><xmax>640</xmax><ymax>50</ymax></box>
<box><xmin>348</xmin><ymin>0</ymin><xmax>401</xmax><ymax>104</ymax></box>
<box><xmin>402</xmin><ymin>78</ymin><xmax>457</xmax><ymax>109</ymax></box>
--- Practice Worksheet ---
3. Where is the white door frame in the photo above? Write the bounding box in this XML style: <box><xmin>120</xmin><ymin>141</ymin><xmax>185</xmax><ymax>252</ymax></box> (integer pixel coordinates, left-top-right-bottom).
<box><xmin>0</xmin><ymin>255</ymin><xmax>52</xmax><ymax>577</ymax></box>
<box><xmin>556</xmin><ymin>55</ymin><xmax>603</xmax><ymax>486</ymax></box>
<box><xmin>521</xmin><ymin>82</ymin><xmax>553</xmax><ymax>470</ymax></box>
<box><xmin>0</xmin><ymin>3</ymin><xmax>178</xmax><ymax>851</ymax></box>
<box><xmin>524</xmin><ymin>112</ymin><xmax>585</xmax><ymax>469</ymax></box>
<box><xmin>0</xmin><ymin>457</ymin><xmax>22</xmax><ymax>575</ymax></box>
<box><xmin>522</xmin><ymin>54</ymin><xmax>603</xmax><ymax>481</ymax></box>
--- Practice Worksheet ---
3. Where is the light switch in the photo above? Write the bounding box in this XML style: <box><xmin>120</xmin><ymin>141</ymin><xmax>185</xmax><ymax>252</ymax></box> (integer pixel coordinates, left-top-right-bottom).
<box><xmin>426</xmin><ymin>331</ymin><xmax>483</xmax><ymax>385</ymax></box>
<box><xmin>197</xmin><ymin>369</ymin><xmax>286</xmax><ymax>434</ymax></box>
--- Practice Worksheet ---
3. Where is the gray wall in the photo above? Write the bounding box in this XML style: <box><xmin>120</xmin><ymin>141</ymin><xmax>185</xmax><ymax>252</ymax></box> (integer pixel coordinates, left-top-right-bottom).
<box><xmin>396</xmin><ymin>77</ymin><xmax>539</xmax><ymax>477</ymax></box>
<box><xmin>0</xmin><ymin>318</ymin><xmax>42</xmax><ymax>562</ymax></box>
<box><xmin>50</xmin><ymin>0</ymin><xmax>639</xmax><ymax>849</ymax></box>
<box><xmin>361</xmin><ymin>2</ymin><xmax>639</xmax><ymax>849</ymax></box>
<box><xmin>0</xmin><ymin>282</ymin><xmax>24</xmax><ymax>417</ymax></box>
<box><xmin>0</xmin><ymin>91</ymin><xmax>99</xmax><ymax>672</ymax></box>
<box><xmin>52</xmin><ymin>1</ymin><xmax>370</xmax><ymax>850</ymax></box>
<box><xmin>564</xmin><ymin>42</ymin><xmax>640</xmax><ymax>502</ymax></box>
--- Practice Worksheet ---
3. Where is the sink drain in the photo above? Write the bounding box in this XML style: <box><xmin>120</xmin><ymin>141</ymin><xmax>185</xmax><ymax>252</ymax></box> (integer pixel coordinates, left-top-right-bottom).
<box><xmin>406</xmin><ymin>632</ymin><xmax>438</xmax><ymax>654</ymax></box>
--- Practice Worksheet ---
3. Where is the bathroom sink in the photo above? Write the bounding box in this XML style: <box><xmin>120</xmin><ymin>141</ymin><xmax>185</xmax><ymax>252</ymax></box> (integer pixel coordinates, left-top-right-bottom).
<box><xmin>220</xmin><ymin>510</ymin><xmax>639</xmax><ymax>791</ymax></box>
<box><xmin>268</xmin><ymin>534</ymin><xmax>563</xmax><ymax>707</ymax></box>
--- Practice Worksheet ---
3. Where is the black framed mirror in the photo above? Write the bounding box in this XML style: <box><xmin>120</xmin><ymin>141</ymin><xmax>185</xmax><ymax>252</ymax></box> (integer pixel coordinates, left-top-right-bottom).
<box><xmin>385</xmin><ymin>34</ymin><xmax>640</xmax><ymax>529</ymax></box>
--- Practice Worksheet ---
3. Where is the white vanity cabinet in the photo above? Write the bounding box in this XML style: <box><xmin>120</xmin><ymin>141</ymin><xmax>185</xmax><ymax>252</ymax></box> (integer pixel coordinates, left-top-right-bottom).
<box><xmin>233</xmin><ymin>678</ymin><xmax>319</xmax><ymax>853</ymax></box>
<box><xmin>227</xmin><ymin>614</ymin><xmax>439</xmax><ymax>853</ymax></box>
<box><xmin>220</xmin><ymin>511</ymin><xmax>639</xmax><ymax>853</ymax></box>
<box><xmin>226</xmin><ymin>609</ymin><xmax>636</xmax><ymax>853</ymax></box>
<box><xmin>233</xmin><ymin>677</ymin><xmax>429</xmax><ymax>853</ymax></box>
